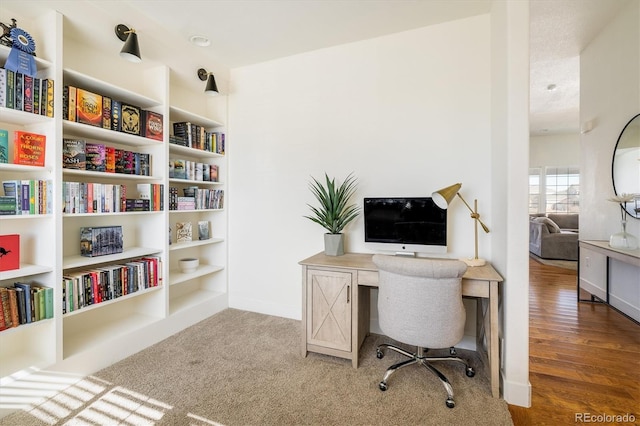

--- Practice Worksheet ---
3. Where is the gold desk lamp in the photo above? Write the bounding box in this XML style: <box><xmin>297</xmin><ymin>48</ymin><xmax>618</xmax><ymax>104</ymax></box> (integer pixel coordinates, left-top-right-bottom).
<box><xmin>432</xmin><ymin>183</ymin><xmax>490</xmax><ymax>267</ymax></box>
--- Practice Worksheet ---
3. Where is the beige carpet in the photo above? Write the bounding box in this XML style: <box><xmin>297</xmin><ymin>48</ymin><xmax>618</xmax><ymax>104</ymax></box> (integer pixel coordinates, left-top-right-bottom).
<box><xmin>0</xmin><ymin>309</ymin><xmax>512</xmax><ymax>425</ymax></box>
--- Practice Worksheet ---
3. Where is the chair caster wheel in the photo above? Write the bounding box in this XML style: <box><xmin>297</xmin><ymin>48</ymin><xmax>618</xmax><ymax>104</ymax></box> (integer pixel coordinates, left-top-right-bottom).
<box><xmin>376</xmin><ymin>349</ymin><xmax>384</xmax><ymax>359</ymax></box>
<box><xmin>449</xmin><ymin>347</ymin><xmax>457</xmax><ymax>356</ymax></box>
<box><xmin>466</xmin><ymin>367</ymin><xmax>475</xmax><ymax>377</ymax></box>
<box><xmin>446</xmin><ymin>398</ymin><xmax>455</xmax><ymax>408</ymax></box>
<box><xmin>379</xmin><ymin>382</ymin><xmax>388</xmax><ymax>391</ymax></box>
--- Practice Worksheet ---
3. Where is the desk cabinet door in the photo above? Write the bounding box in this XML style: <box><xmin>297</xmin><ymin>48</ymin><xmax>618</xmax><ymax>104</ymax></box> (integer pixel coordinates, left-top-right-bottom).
<box><xmin>306</xmin><ymin>269</ymin><xmax>352</xmax><ymax>352</ymax></box>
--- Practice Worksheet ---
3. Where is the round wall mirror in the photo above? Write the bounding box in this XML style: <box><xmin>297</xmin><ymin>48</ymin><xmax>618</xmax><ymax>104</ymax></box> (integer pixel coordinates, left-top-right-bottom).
<box><xmin>612</xmin><ymin>113</ymin><xmax>640</xmax><ymax>219</ymax></box>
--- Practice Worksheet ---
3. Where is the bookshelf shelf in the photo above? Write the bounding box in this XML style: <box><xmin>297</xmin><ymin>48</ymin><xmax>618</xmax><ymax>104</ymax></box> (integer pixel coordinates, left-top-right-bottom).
<box><xmin>0</xmin><ymin>213</ymin><xmax>53</xmax><ymax>220</ymax></box>
<box><xmin>169</xmin><ymin>238</ymin><xmax>224</xmax><ymax>251</ymax></box>
<box><xmin>0</xmin><ymin>107</ymin><xmax>54</xmax><ymax>126</ymax></box>
<box><xmin>168</xmin><ymin>143</ymin><xmax>224</xmax><ymax>158</ymax></box>
<box><xmin>63</xmin><ymin>168</ymin><xmax>158</xmax><ymax>181</ymax></box>
<box><xmin>169</xmin><ymin>208</ymin><xmax>224</xmax><ymax>214</ymax></box>
<box><xmin>64</xmin><ymin>68</ymin><xmax>161</xmax><ymax>109</ymax></box>
<box><xmin>168</xmin><ymin>178</ymin><xmax>223</xmax><ymax>186</ymax></box>
<box><xmin>169</xmin><ymin>106</ymin><xmax>223</xmax><ymax>128</ymax></box>
<box><xmin>63</xmin><ymin>211</ymin><xmax>163</xmax><ymax>218</ymax></box>
<box><xmin>0</xmin><ymin>264</ymin><xmax>53</xmax><ymax>281</ymax></box>
<box><xmin>169</xmin><ymin>264</ymin><xmax>224</xmax><ymax>286</ymax></box>
<box><xmin>169</xmin><ymin>289</ymin><xmax>226</xmax><ymax>316</ymax></box>
<box><xmin>63</xmin><ymin>120</ymin><xmax>163</xmax><ymax>148</ymax></box>
<box><xmin>62</xmin><ymin>247</ymin><xmax>162</xmax><ymax>270</ymax></box>
<box><xmin>62</xmin><ymin>285</ymin><xmax>162</xmax><ymax>318</ymax></box>
<box><xmin>0</xmin><ymin>45</ymin><xmax>53</xmax><ymax>69</ymax></box>
<box><xmin>63</xmin><ymin>312</ymin><xmax>162</xmax><ymax>359</ymax></box>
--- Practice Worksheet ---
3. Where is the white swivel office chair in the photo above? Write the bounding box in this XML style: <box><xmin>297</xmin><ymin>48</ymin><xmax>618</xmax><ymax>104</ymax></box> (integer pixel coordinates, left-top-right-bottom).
<box><xmin>372</xmin><ymin>254</ymin><xmax>475</xmax><ymax>409</ymax></box>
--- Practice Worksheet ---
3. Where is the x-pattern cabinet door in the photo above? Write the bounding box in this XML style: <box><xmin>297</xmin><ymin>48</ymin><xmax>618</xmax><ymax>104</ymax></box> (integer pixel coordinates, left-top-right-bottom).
<box><xmin>306</xmin><ymin>269</ymin><xmax>352</xmax><ymax>352</ymax></box>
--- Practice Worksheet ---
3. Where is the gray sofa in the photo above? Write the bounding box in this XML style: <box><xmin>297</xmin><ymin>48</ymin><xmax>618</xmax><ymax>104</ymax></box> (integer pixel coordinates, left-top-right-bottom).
<box><xmin>529</xmin><ymin>213</ymin><xmax>579</xmax><ymax>261</ymax></box>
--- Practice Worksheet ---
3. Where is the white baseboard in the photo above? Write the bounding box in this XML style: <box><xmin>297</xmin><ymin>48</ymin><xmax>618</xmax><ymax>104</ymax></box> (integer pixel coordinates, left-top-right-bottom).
<box><xmin>502</xmin><ymin>372</ymin><xmax>532</xmax><ymax>407</ymax></box>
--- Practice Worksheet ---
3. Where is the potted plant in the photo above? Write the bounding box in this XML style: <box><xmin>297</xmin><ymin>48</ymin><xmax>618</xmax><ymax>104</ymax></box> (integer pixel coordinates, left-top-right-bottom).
<box><xmin>304</xmin><ymin>172</ymin><xmax>360</xmax><ymax>256</ymax></box>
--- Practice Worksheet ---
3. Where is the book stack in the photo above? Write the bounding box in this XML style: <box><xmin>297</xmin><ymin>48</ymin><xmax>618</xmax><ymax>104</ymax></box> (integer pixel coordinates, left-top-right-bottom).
<box><xmin>0</xmin><ymin>283</ymin><xmax>54</xmax><ymax>332</ymax></box>
<box><xmin>0</xmin><ymin>68</ymin><xmax>55</xmax><ymax>117</ymax></box>
<box><xmin>80</xmin><ymin>226</ymin><xmax>124</xmax><ymax>257</ymax></box>
<box><xmin>1</xmin><ymin>179</ymin><xmax>53</xmax><ymax>215</ymax></box>
<box><xmin>63</xmin><ymin>85</ymin><xmax>162</xmax><ymax>140</ymax></box>
<box><xmin>62</xmin><ymin>256</ymin><xmax>162</xmax><ymax>313</ymax></box>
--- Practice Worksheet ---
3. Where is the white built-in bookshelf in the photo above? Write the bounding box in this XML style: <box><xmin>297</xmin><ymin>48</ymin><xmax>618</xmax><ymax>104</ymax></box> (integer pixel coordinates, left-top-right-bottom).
<box><xmin>0</xmin><ymin>6</ymin><xmax>228</xmax><ymax>400</ymax></box>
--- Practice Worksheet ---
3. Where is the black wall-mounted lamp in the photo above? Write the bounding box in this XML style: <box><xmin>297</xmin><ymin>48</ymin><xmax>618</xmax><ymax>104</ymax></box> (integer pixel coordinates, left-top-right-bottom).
<box><xmin>115</xmin><ymin>24</ymin><xmax>141</xmax><ymax>63</ymax></box>
<box><xmin>198</xmin><ymin>68</ymin><xmax>219</xmax><ymax>95</ymax></box>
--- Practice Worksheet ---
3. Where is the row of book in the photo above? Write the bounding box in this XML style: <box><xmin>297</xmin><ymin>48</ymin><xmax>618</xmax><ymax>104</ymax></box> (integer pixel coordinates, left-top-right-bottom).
<box><xmin>63</xmin><ymin>182</ymin><xmax>164</xmax><ymax>214</ymax></box>
<box><xmin>169</xmin><ymin>159</ymin><xmax>219</xmax><ymax>182</ymax></box>
<box><xmin>62</xmin><ymin>256</ymin><xmax>162</xmax><ymax>314</ymax></box>
<box><xmin>1</xmin><ymin>179</ymin><xmax>53</xmax><ymax>215</ymax></box>
<box><xmin>0</xmin><ymin>283</ymin><xmax>54</xmax><ymax>332</ymax></box>
<box><xmin>168</xmin><ymin>187</ymin><xmax>224</xmax><ymax>210</ymax></box>
<box><xmin>63</xmin><ymin>139</ymin><xmax>151</xmax><ymax>176</ymax></box>
<box><xmin>172</xmin><ymin>122</ymin><xmax>225</xmax><ymax>155</ymax></box>
<box><xmin>63</xmin><ymin>85</ymin><xmax>163</xmax><ymax>140</ymax></box>
<box><xmin>0</xmin><ymin>68</ymin><xmax>55</xmax><ymax>118</ymax></box>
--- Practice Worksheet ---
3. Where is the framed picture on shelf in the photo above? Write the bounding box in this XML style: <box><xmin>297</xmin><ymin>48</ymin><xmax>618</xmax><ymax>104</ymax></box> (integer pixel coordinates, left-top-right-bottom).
<box><xmin>198</xmin><ymin>220</ymin><xmax>210</xmax><ymax>240</ymax></box>
<box><xmin>176</xmin><ymin>222</ymin><xmax>192</xmax><ymax>243</ymax></box>
<box><xmin>0</xmin><ymin>234</ymin><xmax>20</xmax><ymax>271</ymax></box>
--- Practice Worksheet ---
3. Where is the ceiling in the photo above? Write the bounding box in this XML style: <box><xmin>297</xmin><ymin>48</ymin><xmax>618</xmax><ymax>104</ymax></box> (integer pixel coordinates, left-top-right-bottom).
<box><xmin>2</xmin><ymin>0</ymin><xmax>631</xmax><ymax>135</ymax></box>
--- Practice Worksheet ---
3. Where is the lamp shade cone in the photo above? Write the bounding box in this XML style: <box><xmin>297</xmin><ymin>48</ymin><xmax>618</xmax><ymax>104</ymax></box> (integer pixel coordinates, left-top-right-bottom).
<box><xmin>120</xmin><ymin>32</ymin><xmax>141</xmax><ymax>63</ymax></box>
<box><xmin>205</xmin><ymin>74</ymin><xmax>219</xmax><ymax>95</ymax></box>
<box><xmin>432</xmin><ymin>183</ymin><xmax>462</xmax><ymax>209</ymax></box>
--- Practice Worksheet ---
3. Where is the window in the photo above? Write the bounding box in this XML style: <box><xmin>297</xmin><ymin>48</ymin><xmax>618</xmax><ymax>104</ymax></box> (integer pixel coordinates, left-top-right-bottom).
<box><xmin>529</xmin><ymin>168</ymin><xmax>541</xmax><ymax>214</ymax></box>
<box><xmin>529</xmin><ymin>166</ymin><xmax>580</xmax><ymax>214</ymax></box>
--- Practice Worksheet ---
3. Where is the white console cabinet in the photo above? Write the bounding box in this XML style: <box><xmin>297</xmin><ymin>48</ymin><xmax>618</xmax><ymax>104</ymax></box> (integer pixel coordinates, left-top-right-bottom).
<box><xmin>578</xmin><ymin>240</ymin><xmax>640</xmax><ymax>323</ymax></box>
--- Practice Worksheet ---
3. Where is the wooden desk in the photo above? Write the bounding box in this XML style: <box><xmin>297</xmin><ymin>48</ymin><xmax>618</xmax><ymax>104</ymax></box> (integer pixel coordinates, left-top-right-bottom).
<box><xmin>300</xmin><ymin>252</ymin><xmax>504</xmax><ymax>398</ymax></box>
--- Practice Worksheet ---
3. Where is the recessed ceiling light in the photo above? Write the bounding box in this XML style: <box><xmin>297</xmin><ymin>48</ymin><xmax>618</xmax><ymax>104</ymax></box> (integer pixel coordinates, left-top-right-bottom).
<box><xmin>189</xmin><ymin>35</ymin><xmax>210</xmax><ymax>47</ymax></box>
<box><xmin>546</xmin><ymin>84</ymin><xmax>557</xmax><ymax>91</ymax></box>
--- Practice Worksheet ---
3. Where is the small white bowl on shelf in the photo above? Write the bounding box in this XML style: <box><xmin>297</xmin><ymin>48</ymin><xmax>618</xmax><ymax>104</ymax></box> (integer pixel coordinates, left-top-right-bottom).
<box><xmin>179</xmin><ymin>258</ymin><xmax>199</xmax><ymax>273</ymax></box>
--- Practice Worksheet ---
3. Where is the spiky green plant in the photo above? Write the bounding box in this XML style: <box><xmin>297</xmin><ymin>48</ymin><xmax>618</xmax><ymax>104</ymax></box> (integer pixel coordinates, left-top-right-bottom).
<box><xmin>304</xmin><ymin>173</ymin><xmax>361</xmax><ymax>234</ymax></box>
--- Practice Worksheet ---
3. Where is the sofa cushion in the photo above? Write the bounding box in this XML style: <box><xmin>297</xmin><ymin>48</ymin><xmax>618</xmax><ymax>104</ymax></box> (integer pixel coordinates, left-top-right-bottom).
<box><xmin>534</xmin><ymin>216</ymin><xmax>561</xmax><ymax>233</ymax></box>
<box><xmin>547</xmin><ymin>213</ymin><xmax>578</xmax><ymax>231</ymax></box>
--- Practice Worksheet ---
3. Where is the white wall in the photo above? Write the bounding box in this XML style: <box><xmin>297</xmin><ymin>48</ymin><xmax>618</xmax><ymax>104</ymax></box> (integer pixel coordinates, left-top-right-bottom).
<box><xmin>580</xmin><ymin>0</ymin><xmax>640</xmax><ymax>241</ymax></box>
<box><xmin>530</xmin><ymin>133</ymin><xmax>580</xmax><ymax>168</ymax></box>
<box><xmin>228</xmin><ymin>14</ymin><xmax>492</xmax><ymax>318</ymax></box>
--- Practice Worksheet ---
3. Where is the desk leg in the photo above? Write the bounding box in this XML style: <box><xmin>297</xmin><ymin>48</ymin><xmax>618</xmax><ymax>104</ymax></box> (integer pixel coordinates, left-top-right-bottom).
<box><xmin>488</xmin><ymin>280</ymin><xmax>500</xmax><ymax>398</ymax></box>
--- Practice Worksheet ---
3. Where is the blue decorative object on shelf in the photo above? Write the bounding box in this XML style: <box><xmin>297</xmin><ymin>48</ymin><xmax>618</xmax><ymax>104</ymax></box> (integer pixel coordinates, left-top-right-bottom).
<box><xmin>5</xmin><ymin>26</ymin><xmax>37</xmax><ymax>77</ymax></box>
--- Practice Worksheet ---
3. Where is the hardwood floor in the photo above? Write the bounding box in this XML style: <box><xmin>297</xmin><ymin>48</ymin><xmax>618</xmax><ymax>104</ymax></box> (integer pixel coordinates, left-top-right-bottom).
<box><xmin>508</xmin><ymin>259</ymin><xmax>640</xmax><ymax>426</ymax></box>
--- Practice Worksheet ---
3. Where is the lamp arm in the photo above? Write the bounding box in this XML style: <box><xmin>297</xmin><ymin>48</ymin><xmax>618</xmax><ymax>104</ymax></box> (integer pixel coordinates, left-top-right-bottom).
<box><xmin>456</xmin><ymin>192</ymin><xmax>490</xmax><ymax>233</ymax></box>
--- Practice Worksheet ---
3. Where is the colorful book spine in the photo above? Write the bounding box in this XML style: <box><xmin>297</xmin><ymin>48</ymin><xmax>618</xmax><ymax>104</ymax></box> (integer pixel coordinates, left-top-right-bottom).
<box><xmin>5</xmin><ymin>69</ymin><xmax>14</xmax><ymax>109</ymax></box>
<box><xmin>23</xmin><ymin>75</ymin><xmax>33</xmax><ymax>113</ymax></box>
<box><xmin>0</xmin><ymin>129</ymin><xmax>8</xmax><ymax>163</ymax></box>
<box><xmin>45</xmin><ymin>79</ymin><xmax>54</xmax><ymax>117</ymax></box>
<box><xmin>0</xmin><ymin>68</ymin><xmax>6</xmax><ymax>108</ymax></box>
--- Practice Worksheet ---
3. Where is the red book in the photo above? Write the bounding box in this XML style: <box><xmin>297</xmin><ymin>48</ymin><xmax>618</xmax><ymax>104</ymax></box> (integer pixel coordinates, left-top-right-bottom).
<box><xmin>13</xmin><ymin>131</ymin><xmax>46</xmax><ymax>167</ymax></box>
<box><xmin>142</xmin><ymin>110</ymin><xmax>164</xmax><ymax>141</ymax></box>
<box><xmin>0</xmin><ymin>234</ymin><xmax>20</xmax><ymax>272</ymax></box>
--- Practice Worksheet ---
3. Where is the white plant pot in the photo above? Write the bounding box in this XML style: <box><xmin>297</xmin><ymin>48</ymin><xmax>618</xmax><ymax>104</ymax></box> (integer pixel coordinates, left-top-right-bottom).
<box><xmin>324</xmin><ymin>233</ymin><xmax>344</xmax><ymax>256</ymax></box>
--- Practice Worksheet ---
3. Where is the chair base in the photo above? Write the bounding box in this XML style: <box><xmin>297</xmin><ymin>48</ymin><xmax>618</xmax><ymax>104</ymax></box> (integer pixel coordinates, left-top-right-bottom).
<box><xmin>376</xmin><ymin>343</ymin><xmax>475</xmax><ymax>409</ymax></box>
